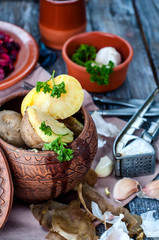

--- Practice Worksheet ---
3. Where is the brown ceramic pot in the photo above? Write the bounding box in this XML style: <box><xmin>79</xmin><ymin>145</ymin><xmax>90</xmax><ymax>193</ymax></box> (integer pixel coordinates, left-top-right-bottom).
<box><xmin>62</xmin><ymin>31</ymin><xmax>133</xmax><ymax>92</ymax></box>
<box><xmin>39</xmin><ymin>0</ymin><xmax>86</xmax><ymax>49</ymax></box>
<box><xmin>0</xmin><ymin>91</ymin><xmax>97</xmax><ymax>203</ymax></box>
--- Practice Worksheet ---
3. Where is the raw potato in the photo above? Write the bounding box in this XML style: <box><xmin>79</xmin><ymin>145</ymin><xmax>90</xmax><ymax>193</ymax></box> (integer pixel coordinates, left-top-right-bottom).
<box><xmin>21</xmin><ymin>74</ymin><xmax>84</xmax><ymax>119</ymax></box>
<box><xmin>20</xmin><ymin>106</ymin><xmax>74</xmax><ymax>149</ymax></box>
<box><xmin>0</xmin><ymin>110</ymin><xmax>25</xmax><ymax>147</ymax></box>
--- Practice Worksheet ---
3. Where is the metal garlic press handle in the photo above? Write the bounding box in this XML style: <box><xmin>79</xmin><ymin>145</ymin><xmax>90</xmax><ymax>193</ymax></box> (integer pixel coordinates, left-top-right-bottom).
<box><xmin>142</xmin><ymin>119</ymin><xmax>159</xmax><ymax>143</ymax></box>
<box><xmin>113</xmin><ymin>87</ymin><xmax>159</xmax><ymax>178</ymax></box>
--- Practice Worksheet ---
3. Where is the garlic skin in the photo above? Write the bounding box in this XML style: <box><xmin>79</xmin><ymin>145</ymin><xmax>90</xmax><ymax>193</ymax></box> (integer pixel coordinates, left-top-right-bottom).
<box><xmin>95</xmin><ymin>47</ymin><xmax>122</xmax><ymax>67</ymax></box>
<box><xmin>142</xmin><ymin>179</ymin><xmax>159</xmax><ymax>200</ymax></box>
<box><xmin>141</xmin><ymin>210</ymin><xmax>159</xmax><ymax>238</ymax></box>
<box><xmin>91</xmin><ymin>111</ymin><xmax>120</xmax><ymax>138</ymax></box>
<box><xmin>95</xmin><ymin>156</ymin><xmax>113</xmax><ymax>177</ymax></box>
<box><xmin>113</xmin><ymin>178</ymin><xmax>139</xmax><ymax>201</ymax></box>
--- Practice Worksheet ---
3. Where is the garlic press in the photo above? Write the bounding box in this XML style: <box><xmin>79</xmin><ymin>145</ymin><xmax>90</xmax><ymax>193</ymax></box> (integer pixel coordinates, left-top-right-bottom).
<box><xmin>113</xmin><ymin>87</ymin><xmax>159</xmax><ymax>178</ymax></box>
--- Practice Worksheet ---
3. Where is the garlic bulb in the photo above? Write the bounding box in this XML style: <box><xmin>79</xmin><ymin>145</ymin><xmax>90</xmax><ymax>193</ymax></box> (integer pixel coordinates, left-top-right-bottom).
<box><xmin>95</xmin><ymin>47</ymin><xmax>122</xmax><ymax>67</ymax></box>
<box><xmin>95</xmin><ymin>156</ymin><xmax>113</xmax><ymax>177</ymax></box>
<box><xmin>113</xmin><ymin>178</ymin><xmax>140</xmax><ymax>201</ymax></box>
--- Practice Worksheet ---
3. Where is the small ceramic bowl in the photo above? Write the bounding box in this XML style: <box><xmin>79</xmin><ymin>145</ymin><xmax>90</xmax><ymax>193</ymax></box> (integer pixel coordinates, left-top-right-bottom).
<box><xmin>0</xmin><ymin>91</ymin><xmax>97</xmax><ymax>203</ymax></box>
<box><xmin>62</xmin><ymin>31</ymin><xmax>133</xmax><ymax>92</ymax></box>
<box><xmin>39</xmin><ymin>0</ymin><xmax>86</xmax><ymax>50</ymax></box>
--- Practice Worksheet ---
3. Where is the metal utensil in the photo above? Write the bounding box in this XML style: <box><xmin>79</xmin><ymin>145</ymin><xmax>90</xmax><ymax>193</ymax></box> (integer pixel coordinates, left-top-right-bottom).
<box><xmin>93</xmin><ymin>96</ymin><xmax>159</xmax><ymax>108</ymax></box>
<box><xmin>113</xmin><ymin>87</ymin><xmax>159</xmax><ymax>177</ymax></box>
<box><xmin>21</xmin><ymin>81</ymin><xmax>35</xmax><ymax>90</ymax></box>
<box><xmin>89</xmin><ymin>108</ymin><xmax>159</xmax><ymax>117</ymax></box>
<box><xmin>93</xmin><ymin>96</ymin><xmax>138</xmax><ymax>108</ymax></box>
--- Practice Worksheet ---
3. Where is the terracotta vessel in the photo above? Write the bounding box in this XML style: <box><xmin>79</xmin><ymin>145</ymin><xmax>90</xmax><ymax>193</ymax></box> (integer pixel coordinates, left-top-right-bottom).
<box><xmin>62</xmin><ymin>31</ymin><xmax>133</xmax><ymax>92</ymax></box>
<box><xmin>39</xmin><ymin>0</ymin><xmax>86</xmax><ymax>50</ymax></box>
<box><xmin>0</xmin><ymin>91</ymin><xmax>97</xmax><ymax>203</ymax></box>
<box><xmin>0</xmin><ymin>21</ymin><xmax>39</xmax><ymax>91</ymax></box>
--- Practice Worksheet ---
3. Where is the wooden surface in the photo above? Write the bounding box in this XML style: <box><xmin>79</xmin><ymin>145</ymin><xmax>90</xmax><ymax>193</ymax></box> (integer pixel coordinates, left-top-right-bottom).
<box><xmin>1</xmin><ymin>0</ymin><xmax>159</xmax><ymax>239</ymax></box>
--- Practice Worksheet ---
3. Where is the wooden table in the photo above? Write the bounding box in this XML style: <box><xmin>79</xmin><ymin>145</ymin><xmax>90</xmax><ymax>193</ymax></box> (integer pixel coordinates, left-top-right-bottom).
<box><xmin>1</xmin><ymin>0</ymin><xmax>159</xmax><ymax>239</ymax></box>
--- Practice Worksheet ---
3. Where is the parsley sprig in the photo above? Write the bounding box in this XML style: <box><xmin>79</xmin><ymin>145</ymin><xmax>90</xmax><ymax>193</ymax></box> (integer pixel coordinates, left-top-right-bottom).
<box><xmin>71</xmin><ymin>44</ymin><xmax>115</xmax><ymax>86</ymax></box>
<box><xmin>43</xmin><ymin>137</ymin><xmax>73</xmax><ymax>162</ymax></box>
<box><xmin>72</xmin><ymin>44</ymin><xmax>96</xmax><ymax>67</ymax></box>
<box><xmin>50</xmin><ymin>79</ymin><xmax>66</xmax><ymax>98</ymax></box>
<box><xmin>86</xmin><ymin>60</ymin><xmax>114</xmax><ymax>85</ymax></box>
<box><xmin>39</xmin><ymin>121</ymin><xmax>53</xmax><ymax>136</ymax></box>
<box><xmin>36</xmin><ymin>71</ymin><xmax>66</xmax><ymax>98</ymax></box>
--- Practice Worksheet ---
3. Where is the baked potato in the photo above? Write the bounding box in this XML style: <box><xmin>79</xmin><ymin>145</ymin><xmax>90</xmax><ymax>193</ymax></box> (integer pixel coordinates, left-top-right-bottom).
<box><xmin>21</xmin><ymin>74</ymin><xmax>84</xmax><ymax>120</ymax></box>
<box><xmin>20</xmin><ymin>106</ymin><xmax>74</xmax><ymax>149</ymax></box>
<box><xmin>0</xmin><ymin>110</ymin><xmax>25</xmax><ymax>147</ymax></box>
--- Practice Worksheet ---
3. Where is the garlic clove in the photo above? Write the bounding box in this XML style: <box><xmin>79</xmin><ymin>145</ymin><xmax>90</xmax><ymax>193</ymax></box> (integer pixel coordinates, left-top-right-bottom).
<box><xmin>95</xmin><ymin>47</ymin><xmax>122</xmax><ymax>67</ymax></box>
<box><xmin>142</xmin><ymin>179</ymin><xmax>159</xmax><ymax>200</ymax></box>
<box><xmin>95</xmin><ymin>155</ymin><xmax>113</xmax><ymax>177</ymax></box>
<box><xmin>113</xmin><ymin>178</ymin><xmax>140</xmax><ymax>201</ymax></box>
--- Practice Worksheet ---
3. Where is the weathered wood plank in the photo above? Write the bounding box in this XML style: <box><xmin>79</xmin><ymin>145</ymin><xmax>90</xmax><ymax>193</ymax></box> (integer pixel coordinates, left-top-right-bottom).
<box><xmin>0</xmin><ymin>0</ymin><xmax>40</xmax><ymax>43</ymax></box>
<box><xmin>86</xmin><ymin>0</ymin><xmax>157</xmax><ymax>99</ymax></box>
<box><xmin>0</xmin><ymin>0</ymin><xmax>157</xmax><ymax>99</ymax></box>
<box><xmin>135</xmin><ymin>0</ymin><xmax>159</xmax><ymax>84</ymax></box>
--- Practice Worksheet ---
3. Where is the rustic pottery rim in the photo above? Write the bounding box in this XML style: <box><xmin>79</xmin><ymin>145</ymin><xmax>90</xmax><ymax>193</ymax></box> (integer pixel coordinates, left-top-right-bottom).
<box><xmin>62</xmin><ymin>31</ymin><xmax>134</xmax><ymax>73</ymax></box>
<box><xmin>45</xmin><ymin>0</ymin><xmax>81</xmax><ymax>5</ymax></box>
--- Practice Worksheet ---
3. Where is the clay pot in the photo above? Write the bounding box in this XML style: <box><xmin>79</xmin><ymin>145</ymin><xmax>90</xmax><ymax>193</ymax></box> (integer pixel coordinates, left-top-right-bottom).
<box><xmin>39</xmin><ymin>0</ymin><xmax>86</xmax><ymax>50</ymax></box>
<box><xmin>62</xmin><ymin>31</ymin><xmax>133</xmax><ymax>92</ymax></box>
<box><xmin>0</xmin><ymin>91</ymin><xmax>97</xmax><ymax>203</ymax></box>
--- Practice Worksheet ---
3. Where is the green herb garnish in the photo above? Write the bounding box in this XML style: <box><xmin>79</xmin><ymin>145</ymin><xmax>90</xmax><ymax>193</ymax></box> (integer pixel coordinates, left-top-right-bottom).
<box><xmin>50</xmin><ymin>79</ymin><xmax>66</xmax><ymax>98</ymax></box>
<box><xmin>36</xmin><ymin>81</ymin><xmax>52</xmax><ymax>94</ymax></box>
<box><xmin>72</xmin><ymin>44</ymin><xmax>96</xmax><ymax>67</ymax></box>
<box><xmin>44</xmin><ymin>137</ymin><xmax>73</xmax><ymax>162</ymax></box>
<box><xmin>39</xmin><ymin>121</ymin><xmax>53</xmax><ymax>136</ymax></box>
<box><xmin>86</xmin><ymin>60</ymin><xmax>114</xmax><ymax>85</ymax></box>
<box><xmin>71</xmin><ymin>44</ymin><xmax>115</xmax><ymax>86</ymax></box>
<box><xmin>36</xmin><ymin>70</ymin><xmax>66</xmax><ymax>98</ymax></box>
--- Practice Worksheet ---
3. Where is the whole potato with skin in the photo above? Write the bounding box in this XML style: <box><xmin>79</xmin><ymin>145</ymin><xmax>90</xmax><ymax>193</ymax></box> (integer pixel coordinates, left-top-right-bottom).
<box><xmin>0</xmin><ymin>110</ymin><xmax>25</xmax><ymax>147</ymax></box>
<box><xmin>20</xmin><ymin>110</ymin><xmax>44</xmax><ymax>149</ymax></box>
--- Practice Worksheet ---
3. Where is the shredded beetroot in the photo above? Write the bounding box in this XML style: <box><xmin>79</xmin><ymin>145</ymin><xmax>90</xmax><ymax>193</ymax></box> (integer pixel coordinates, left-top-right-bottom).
<box><xmin>0</xmin><ymin>31</ymin><xmax>20</xmax><ymax>81</ymax></box>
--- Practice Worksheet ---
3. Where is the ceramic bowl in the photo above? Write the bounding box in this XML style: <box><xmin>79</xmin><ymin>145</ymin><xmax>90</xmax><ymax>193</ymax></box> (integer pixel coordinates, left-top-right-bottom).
<box><xmin>39</xmin><ymin>0</ymin><xmax>86</xmax><ymax>50</ymax></box>
<box><xmin>62</xmin><ymin>31</ymin><xmax>133</xmax><ymax>92</ymax></box>
<box><xmin>0</xmin><ymin>91</ymin><xmax>97</xmax><ymax>203</ymax></box>
<box><xmin>0</xmin><ymin>21</ymin><xmax>39</xmax><ymax>91</ymax></box>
